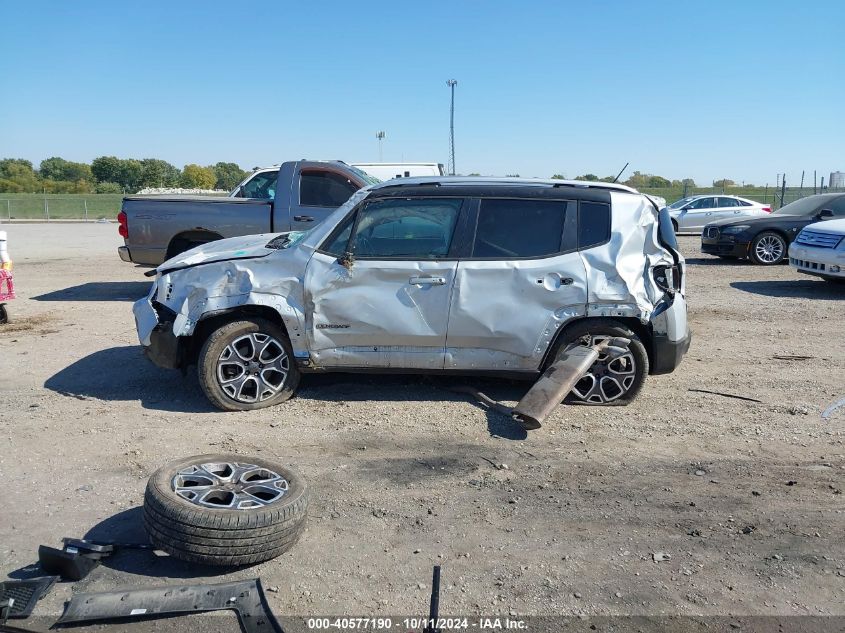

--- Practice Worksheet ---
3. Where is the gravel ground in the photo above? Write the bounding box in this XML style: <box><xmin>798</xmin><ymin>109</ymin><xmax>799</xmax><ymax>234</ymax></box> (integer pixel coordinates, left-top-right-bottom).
<box><xmin>0</xmin><ymin>223</ymin><xmax>843</xmax><ymax>630</ymax></box>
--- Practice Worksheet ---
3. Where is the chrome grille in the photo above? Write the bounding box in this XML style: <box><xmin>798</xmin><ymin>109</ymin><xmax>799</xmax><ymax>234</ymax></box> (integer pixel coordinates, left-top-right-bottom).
<box><xmin>795</xmin><ymin>230</ymin><xmax>842</xmax><ymax>249</ymax></box>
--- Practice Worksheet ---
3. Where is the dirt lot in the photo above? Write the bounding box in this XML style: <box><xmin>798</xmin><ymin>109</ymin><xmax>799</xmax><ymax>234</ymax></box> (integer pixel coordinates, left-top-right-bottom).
<box><xmin>0</xmin><ymin>222</ymin><xmax>843</xmax><ymax>629</ymax></box>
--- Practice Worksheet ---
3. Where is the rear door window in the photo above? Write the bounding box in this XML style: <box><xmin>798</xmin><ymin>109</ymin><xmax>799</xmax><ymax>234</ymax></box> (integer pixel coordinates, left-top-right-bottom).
<box><xmin>300</xmin><ymin>171</ymin><xmax>360</xmax><ymax>207</ymax></box>
<box><xmin>473</xmin><ymin>199</ymin><xmax>569</xmax><ymax>258</ymax></box>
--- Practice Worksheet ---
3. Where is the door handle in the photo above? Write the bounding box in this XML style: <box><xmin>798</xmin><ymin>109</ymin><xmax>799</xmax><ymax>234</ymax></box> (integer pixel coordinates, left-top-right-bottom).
<box><xmin>560</xmin><ymin>277</ymin><xmax>574</xmax><ymax>285</ymax></box>
<box><xmin>293</xmin><ymin>215</ymin><xmax>314</xmax><ymax>222</ymax></box>
<box><xmin>409</xmin><ymin>276</ymin><xmax>447</xmax><ymax>286</ymax></box>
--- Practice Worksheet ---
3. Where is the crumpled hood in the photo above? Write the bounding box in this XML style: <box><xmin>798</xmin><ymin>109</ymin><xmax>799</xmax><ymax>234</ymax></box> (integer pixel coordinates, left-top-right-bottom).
<box><xmin>157</xmin><ymin>232</ymin><xmax>287</xmax><ymax>274</ymax></box>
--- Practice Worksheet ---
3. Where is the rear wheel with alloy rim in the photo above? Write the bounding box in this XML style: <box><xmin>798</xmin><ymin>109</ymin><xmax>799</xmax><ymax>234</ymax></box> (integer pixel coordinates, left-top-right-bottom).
<box><xmin>749</xmin><ymin>231</ymin><xmax>787</xmax><ymax>265</ymax></box>
<box><xmin>199</xmin><ymin>318</ymin><xmax>300</xmax><ymax>411</ymax></box>
<box><xmin>553</xmin><ymin>320</ymin><xmax>649</xmax><ymax>406</ymax></box>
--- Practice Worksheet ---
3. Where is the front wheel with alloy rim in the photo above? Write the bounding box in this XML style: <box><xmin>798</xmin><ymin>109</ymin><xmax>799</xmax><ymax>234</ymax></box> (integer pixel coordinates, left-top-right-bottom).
<box><xmin>553</xmin><ymin>320</ymin><xmax>649</xmax><ymax>406</ymax></box>
<box><xmin>749</xmin><ymin>231</ymin><xmax>787</xmax><ymax>265</ymax></box>
<box><xmin>198</xmin><ymin>318</ymin><xmax>300</xmax><ymax>411</ymax></box>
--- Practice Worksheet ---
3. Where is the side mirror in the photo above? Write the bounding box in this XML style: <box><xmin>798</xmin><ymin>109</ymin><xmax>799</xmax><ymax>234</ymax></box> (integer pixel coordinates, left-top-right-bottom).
<box><xmin>818</xmin><ymin>208</ymin><xmax>834</xmax><ymax>219</ymax></box>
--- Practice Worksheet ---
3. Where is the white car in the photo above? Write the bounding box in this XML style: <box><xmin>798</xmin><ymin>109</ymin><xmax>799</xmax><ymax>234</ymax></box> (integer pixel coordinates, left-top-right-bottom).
<box><xmin>789</xmin><ymin>218</ymin><xmax>845</xmax><ymax>282</ymax></box>
<box><xmin>667</xmin><ymin>195</ymin><xmax>771</xmax><ymax>233</ymax></box>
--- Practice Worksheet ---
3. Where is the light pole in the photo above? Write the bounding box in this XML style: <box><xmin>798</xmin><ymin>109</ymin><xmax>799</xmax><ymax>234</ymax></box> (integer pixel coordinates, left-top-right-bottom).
<box><xmin>447</xmin><ymin>79</ymin><xmax>457</xmax><ymax>175</ymax></box>
<box><xmin>376</xmin><ymin>131</ymin><xmax>385</xmax><ymax>162</ymax></box>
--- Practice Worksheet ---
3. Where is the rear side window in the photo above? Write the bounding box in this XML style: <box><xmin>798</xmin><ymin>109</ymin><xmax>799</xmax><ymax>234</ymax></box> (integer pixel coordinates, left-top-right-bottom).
<box><xmin>578</xmin><ymin>201</ymin><xmax>611</xmax><ymax>249</ymax></box>
<box><xmin>300</xmin><ymin>171</ymin><xmax>359</xmax><ymax>207</ymax></box>
<box><xmin>473</xmin><ymin>199</ymin><xmax>568</xmax><ymax>258</ymax></box>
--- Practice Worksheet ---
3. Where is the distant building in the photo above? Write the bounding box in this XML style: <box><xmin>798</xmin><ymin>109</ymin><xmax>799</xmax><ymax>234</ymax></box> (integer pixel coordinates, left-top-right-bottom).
<box><xmin>830</xmin><ymin>171</ymin><xmax>845</xmax><ymax>189</ymax></box>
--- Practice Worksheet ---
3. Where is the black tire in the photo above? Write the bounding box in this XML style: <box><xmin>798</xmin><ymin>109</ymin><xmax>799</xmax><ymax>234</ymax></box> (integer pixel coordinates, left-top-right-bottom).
<box><xmin>198</xmin><ymin>318</ymin><xmax>300</xmax><ymax>411</ymax></box>
<box><xmin>143</xmin><ymin>453</ymin><xmax>308</xmax><ymax>566</ymax></box>
<box><xmin>551</xmin><ymin>319</ymin><xmax>649</xmax><ymax>406</ymax></box>
<box><xmin>748</xmin><ymin>231</ymin><xmax>787</xmax><ymax>265</ymax></box>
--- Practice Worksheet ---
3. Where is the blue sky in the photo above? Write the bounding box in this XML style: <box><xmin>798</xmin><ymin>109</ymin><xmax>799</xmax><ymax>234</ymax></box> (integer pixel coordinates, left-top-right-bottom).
<box><xmin>1</xmin><ymin>1</ymin><xmax>843</xmax><ymax>186</ymax></box>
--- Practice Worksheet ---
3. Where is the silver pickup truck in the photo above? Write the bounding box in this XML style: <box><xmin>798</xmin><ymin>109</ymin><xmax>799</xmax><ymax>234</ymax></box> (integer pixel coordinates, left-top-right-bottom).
<box><xmin>117</xmin><ymin>160</ymin><xmax>377</xmax><ymax>265</ymax></box>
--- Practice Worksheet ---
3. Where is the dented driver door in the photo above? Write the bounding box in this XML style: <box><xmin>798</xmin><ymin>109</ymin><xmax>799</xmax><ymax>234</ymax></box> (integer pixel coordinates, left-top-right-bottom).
<box><xmin>303</xmin><ymin>197</ymin><xmax>465</xmax><ymax>369</ymax></box>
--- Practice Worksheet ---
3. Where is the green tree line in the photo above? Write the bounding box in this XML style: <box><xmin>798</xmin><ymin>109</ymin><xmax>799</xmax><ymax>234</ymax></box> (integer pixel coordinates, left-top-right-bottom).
<box><xmin>0</xmin><ymin>157</ymin><xmax>248</xmax><ymax>194</ymax></box>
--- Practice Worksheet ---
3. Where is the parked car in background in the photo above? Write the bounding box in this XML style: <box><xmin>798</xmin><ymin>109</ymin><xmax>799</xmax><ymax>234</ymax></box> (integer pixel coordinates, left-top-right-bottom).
<box><xmin>789</xmin><ymin>218</ymin><xmax>845</xmax><ymax>282</ymax></box>
<box><xmin>667</xmin><ymin>195</ymin><xmax>771</xmax><ymax>233</ymax></box>
<box><xmin>351</xmin><ymin>163</ymin><xmax>445</xmax><ymax>180</ymax></box>
<box><xmin>134</xmin><ymin>177</ymin><xmax>690</xmax><ymax>412</ymax></box>
<box><xmin>118</xmin><ymin>161</ymin><xmax>378</xmax><ymax>266</ymax></box>
<box><xmin>701</xmin><ymin>193</ymin><xmax>845</xmax><ymax>265</ymax></box>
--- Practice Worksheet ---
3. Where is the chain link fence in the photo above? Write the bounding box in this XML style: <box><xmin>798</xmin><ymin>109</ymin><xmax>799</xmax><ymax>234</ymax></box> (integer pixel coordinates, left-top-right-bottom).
<box><xmin>2</xmin><ymin>186</ymin><xmax>844</xmax><ymax>221</ymax></box>
<box><xmin>639</xmin><ymin>186</ymin><xmax>845</xmax><ymax>209</ymax></box>
<box><xmin>0</xmin><ymin>194</ymin><xmax>124</xmax><ymax>221</ymax></box>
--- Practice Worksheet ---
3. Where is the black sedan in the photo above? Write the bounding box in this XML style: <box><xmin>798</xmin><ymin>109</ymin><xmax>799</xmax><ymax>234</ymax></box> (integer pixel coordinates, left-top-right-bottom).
<box><xmin>701</xmin><ymin>193</ymin><xmax>845</xmax><ymax>265</ymax></box>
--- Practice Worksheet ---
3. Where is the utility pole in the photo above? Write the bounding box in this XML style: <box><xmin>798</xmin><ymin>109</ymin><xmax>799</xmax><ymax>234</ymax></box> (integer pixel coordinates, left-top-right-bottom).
<box><xmin>446</xmin><ymin>79</ymin><xmax>457</xmax><ymax>175</ymax></box>
<box><xmin>376</xmin><ymin>131</ymin><xmax>385</xmax><ymax>162</ymax></box>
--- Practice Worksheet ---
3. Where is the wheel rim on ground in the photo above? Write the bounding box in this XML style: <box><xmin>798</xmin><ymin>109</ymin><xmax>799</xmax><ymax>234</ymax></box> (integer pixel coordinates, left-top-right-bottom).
<box><xmin>567</xmin><ymin>335</ymin><xmax>637</xmax><ymax>403</ymax></box>
<box><xmin>172</xmin><ymin>461</ymin><xmax>290</xmax><ymax>509</ymax></box>
<box><xmin>754</xmin><ymin>235</ymin><xmax>784</xmax><ymax>263</ymax></box>
<box><xmin>216</xmin><ymin>333</ymin><xmax>289</xmax><ymax>403</ymax></box>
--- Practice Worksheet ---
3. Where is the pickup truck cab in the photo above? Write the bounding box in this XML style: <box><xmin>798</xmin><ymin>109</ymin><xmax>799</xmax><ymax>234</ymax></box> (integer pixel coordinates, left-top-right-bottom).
<box><xmin>134</xmin><ymin>177</ymin><xmax>690</xmax><ymax>412</ymax></box>
<box><xmin>117</xmin><ymin>160</ymin><xmax>378</xmax><ymax>266</ymax></box>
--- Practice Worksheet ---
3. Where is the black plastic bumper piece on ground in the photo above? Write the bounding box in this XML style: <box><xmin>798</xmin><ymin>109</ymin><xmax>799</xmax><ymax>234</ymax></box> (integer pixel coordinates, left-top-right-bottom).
<box><xmin>651</xmin><ymin>331</ymin><xmax>692</xmax><ymax>375</ymax></box>
<box><xmin>144</xmin><ymin>323</ymin><xmax>182</xmax><ymax>369</ymax></box>
<box><xmin>0</xmin><ymin>576</ymin><xmax>58</xmax><ymax>620</ymax></box>
<box><xmin>700</xmin><ymin>241</ymin><xmax>749</xmax><ymax>257</ymax></box>
<box><xmin>37</xmin><ymin>545</ymin><xmax>100</xmax><ymax>582</ymax></box>
<box><xmin>57</xmin><ymin>578</ymin><xmax>284</xmax><ymax>633</ymax></box>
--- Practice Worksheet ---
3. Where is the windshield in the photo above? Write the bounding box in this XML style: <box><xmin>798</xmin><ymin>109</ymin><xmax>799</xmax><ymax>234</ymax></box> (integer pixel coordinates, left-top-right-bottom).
<box><xmin>668</xmin><ymin>197</ymin><xmax>694</xmax><ymax>209</ymax></box>
<box><xmin>772</xmin><ymin>196</ymin><xmax>825</xmax><ymax>215</ymax></box>
<box><xmin>347</xmin><ymin>165</ymin><xmax>382</xmax><ymax>187</ymax></box>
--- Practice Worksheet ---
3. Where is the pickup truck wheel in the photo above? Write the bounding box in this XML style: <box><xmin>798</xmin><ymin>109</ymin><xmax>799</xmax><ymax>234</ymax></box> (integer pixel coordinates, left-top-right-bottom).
<box><xmin>143</xmin><ymin>453</ymin><xmax>308</xmax><ymax>566</ymax></box>
<box><xmin>198</xmin><ymin>319</ymin><xmax>300</xmax><ymax>411</ymax></box>
<box><xmin>552</xmin><ymin>320</ymin><xmax>648</xmax><ymax>406</ymax></box>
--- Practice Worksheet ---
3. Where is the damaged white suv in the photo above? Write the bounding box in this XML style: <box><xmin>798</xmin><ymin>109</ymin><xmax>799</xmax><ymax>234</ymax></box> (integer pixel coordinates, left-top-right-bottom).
<box><xmin>134</xmin><ymin>178</ymin><xmax>691</xmax><ymax>411</ymax></box>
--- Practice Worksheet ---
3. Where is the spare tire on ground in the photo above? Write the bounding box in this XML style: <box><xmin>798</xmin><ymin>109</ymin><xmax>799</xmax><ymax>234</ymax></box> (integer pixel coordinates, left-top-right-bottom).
<box><xmin>143</xmin><ymin>454</ymin><xmax>308</xmax><ymax>566</ymax></box>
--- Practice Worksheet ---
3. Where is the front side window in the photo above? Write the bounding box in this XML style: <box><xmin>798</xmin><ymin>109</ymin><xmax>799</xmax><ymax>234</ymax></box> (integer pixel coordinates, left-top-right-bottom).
<box><xmin>348</xmin><ymin>198</ymin><xmax>462</xmax><ymax>259</ymax></box>
<box><xmin>828</xmin><ymin>197</ymin><xmax>845</xmax><ymax>216</ymax></box>
<box><xmin>300</xmin><ymin>171</ymin><xmax>360</xmax><ymax>207</ymax></box>
<box><xmin>473</xmin><ymin>199</ymin><xmax>568</xmax><ymax>258</ymax></box>
<box><xmin>240</xmin><ymin>170</ymin><xmax>279</xmax><ymax>199</ymax></box>
<box><xmin>687</xmin><ymin>197</ymin><xmax>714</xmax><ymax>210</ymax></box>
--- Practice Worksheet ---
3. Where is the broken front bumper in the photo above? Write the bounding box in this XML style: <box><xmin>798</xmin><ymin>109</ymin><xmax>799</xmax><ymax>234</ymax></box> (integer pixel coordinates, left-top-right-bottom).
<box><xmin>133</xmin><ymin>294</ymin><xmax>181</xmax><ymax>369</ymax></box>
